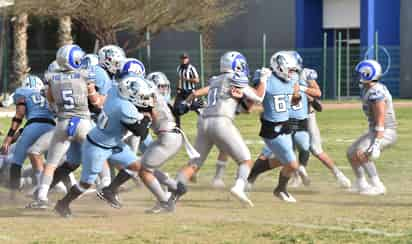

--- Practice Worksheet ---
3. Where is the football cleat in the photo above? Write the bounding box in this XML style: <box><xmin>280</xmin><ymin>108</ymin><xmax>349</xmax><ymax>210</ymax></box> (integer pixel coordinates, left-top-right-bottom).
<box><xmin>348</xmin><ymin>178</ymin><xmax>371</xmax><ymax>193</ymax></box>
<box><xmin>54</xmin><ymin>200</ymin><xmax>72</xmax><ymax>218</ymax></box>
<box><xmin>230</xmin><ymin>185</ymin><xmax>254</xmax><ymax>207</ymax></box>
<box><xmin>273</xmin><ymin>190</ymin><xmax>297</xmax><ymax>203</ymax></box>
<box><xmin>297</xmin><ymin>166</ymin><xmax>311</xmax><ymax>186</ymax></box>
<box><xmin>96</xmin><ymin>188</ymin><xmax>122</xmax><ymax>209</ymax></box>
<box><xmin>145</xmin><ymin>200</ymin><xmax>175</xmax><ymax>214</ymax></box>
<box><xmin>169</xmin><ymin>182</ymin><xmax>187</xmax><ymax>203</ymax></box>
<box><xmin>288</xmin><ymin>172</ymin><xmax>302</xmax><ymax>188</ymax></box>
<box><xmin>211</xmin><ymin>178</ymin><xmax>226</xmax><ymax>189</ymax></box>
<box><xmin>25</xmin><ymin>199</ymin><xmax>49</xmax><ymax>210</ymax></box>
<box><xmin>335</xmin><ymin>171</ymin><xmax>351</xmax><ymax>189</ymax></box>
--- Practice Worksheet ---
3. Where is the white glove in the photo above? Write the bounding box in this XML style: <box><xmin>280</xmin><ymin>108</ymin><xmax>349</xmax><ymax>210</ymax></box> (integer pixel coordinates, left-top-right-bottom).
<box><xmin>260</xmin><ymin>67</ymin><xmax>272</xmax><ymax>82</ymax></box>
<box><xmin>302</xmin><ymin>68</ymin><xmax>318</xmax><ymax>81</ymax></box>
<box><xmin>367</xmin><ymin>138</ymin><xmax>382</xmax><ymax>159</ymax></box>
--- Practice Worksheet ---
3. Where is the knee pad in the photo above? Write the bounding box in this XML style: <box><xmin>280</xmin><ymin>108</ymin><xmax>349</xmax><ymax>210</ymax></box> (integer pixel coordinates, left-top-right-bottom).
<box><xmin>9</xmin><ymin>164</ymin><xmax>22</xmax><ymax>190</ymax></box>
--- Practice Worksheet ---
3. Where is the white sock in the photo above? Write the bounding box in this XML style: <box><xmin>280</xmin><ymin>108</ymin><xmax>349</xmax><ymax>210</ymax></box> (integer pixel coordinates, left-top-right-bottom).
<box><xmin>37</xmin><ymin>184</ymin><xmax>50</xmax><ymax>201</ymax></box>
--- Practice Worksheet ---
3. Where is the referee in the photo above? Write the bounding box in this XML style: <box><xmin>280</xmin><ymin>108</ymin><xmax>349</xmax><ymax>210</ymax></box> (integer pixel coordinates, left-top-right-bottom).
<box><xmin>173</xmin><ymin>53</ymin><xmax>201</xmax><ymax>127</ymax></box>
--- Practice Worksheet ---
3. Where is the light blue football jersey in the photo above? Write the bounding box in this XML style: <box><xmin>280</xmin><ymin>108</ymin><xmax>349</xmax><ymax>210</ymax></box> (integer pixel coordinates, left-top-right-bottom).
<box><xmin>13</xmin><ymin>88</ymin><xmax>54</xmax><ymax>120</ymax></box>
<box><xmin>289</xmin><ymin>79</ymin><xmax>309</xmax><ymax>120</ymax></box>
<box><xmin>262</xmin><ymin>74</ymin><xmax>296</xmax><ymax>123</ymax></box>
<box><xmin>91</xmin><ymin>65</ymin><xmax>112</xmax><ymax>96</ymax></box>
<box><xmin>88</xmin><ymin>87</ymin><xmax>142</xmax><ymax>147</ymax></box>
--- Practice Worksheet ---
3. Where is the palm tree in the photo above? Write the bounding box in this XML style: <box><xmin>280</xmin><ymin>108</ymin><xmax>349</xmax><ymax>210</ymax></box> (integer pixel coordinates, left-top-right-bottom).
<box><xmin>58</xmin><ymin>16</ymin><xmax>73</xmax><ymax>47</ymax></box>
<box><xmin>12</xmin><ymin>12</ymin><xmax>29</xmax><ymax>88</ymax></box>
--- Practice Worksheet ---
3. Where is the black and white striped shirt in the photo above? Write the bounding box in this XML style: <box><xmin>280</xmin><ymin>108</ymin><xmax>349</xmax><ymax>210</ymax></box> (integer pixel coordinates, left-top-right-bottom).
<box><xmin>177</xmin><ymin>64</ymin><xmax>199</xmax><ymax>91</ymax></box>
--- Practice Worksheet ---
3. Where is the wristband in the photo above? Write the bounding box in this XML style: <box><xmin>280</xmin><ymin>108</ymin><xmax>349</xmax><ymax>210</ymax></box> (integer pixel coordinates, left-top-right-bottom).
<box><xmin>374</xmin><ymin>126</ymin><xmax>384</xmax><ymax>132</ymax></box>
<box><xmin>7</xmin><ymin>128</ymin><xmax>16</xmax><ymax>137</ymax></box>
<box><xmin>12</xmin><ymin>117</ymin><xmax>23</xmax><ymax>124</ymax></box>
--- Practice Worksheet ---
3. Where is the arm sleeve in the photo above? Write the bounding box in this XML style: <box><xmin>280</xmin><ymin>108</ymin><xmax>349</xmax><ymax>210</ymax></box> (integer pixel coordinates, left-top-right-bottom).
<box><xmin>121</xmin><ymin>116</ymin><xmax>151</xmax><ymax>138</ymax></box>
<box><xmin>242</xmin><ymin>86</ymin><xmax>264</xmax><ymax>103</ymax></box>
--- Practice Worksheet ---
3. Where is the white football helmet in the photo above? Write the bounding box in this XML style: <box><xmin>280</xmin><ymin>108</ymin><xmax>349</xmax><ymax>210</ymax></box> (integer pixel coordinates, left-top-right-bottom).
<box><xmin>146</xmin><ymin>72</ymin><xmax>171</xmax><ymax>101</ymax></box>
<box><xmin>98</xmin><ymin>45</ymin><xmax>126</xmax><ymax>75</ymax></box>
<box><xmin>21</xmin><ymin>75</ymin><xmax>44</xmax><ymax>90</ymax></box>
<box><xmin>118</xmin><ymin>74</ymin><xmax>155</xmax><ymax>108</ymax></box>
<box><xmin>220</xmin><ymin>51</ymin><xmax>249</xmax><ymax>76</ymax></box>
<box><xmin>270</xmin><ymin>51</ymin><xmax>301</xmax><ymax>82</ymax></box>
<box><xmin>81</xmin><ymin>54</ymin><xmax>99</xmax><ymax>69</ymax></box>
<box><xmin>119</xmin><ymin>58</ymin><xmax>146</xmax><ymax>77</ymax></box>
<box><xmin>301</xmin><ymin>68</ymin><xmax>318</xmax><ymax>81</ymax></box>
<box><xmin>56</xmin><ymin>44</ymin><xmax>85</xmax><ymax>71</ymax></box>
<box><xmin>355</xmin><ymin>59</ymin><xmax>382</xmax><ymax>83</ymax></box>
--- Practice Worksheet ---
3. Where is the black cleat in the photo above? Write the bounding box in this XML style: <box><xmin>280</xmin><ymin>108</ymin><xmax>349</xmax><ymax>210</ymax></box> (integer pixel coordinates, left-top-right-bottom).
<box><xmin>54</xmin><ymin>200</ymin><xmax>72</xmax><ymax>218</ymax></box>
<box><xmin>169</xmin><ymin>182</ymin><xmax>187</xmax><ymax>203</ymax></box>
<box><xmin>96</xmin><ymin>188</ymin><xmax>122</xmax><ymax>209</ymax></box>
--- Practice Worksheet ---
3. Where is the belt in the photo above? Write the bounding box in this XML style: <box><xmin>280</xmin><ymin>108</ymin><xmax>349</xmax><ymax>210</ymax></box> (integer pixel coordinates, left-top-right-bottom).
<box><xmin>24</xmin><ymin>118</ymin><xmax>56</xmax><ymax>127</ymax></box>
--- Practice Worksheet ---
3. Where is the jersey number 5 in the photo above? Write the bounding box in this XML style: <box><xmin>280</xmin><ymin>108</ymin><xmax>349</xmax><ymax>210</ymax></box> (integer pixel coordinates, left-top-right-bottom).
<box><xmin>61</xmin><ymin>90</ymin><xmax>75</xmax><ymax>110</ymax></box>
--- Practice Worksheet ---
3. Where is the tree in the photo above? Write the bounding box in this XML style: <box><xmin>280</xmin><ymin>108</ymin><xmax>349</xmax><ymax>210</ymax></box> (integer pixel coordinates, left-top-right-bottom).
<box><xmin>12</xmin><ymin>12</ymin><xmax>29</xmax><ymax>88</ymax></box>
<box><xmin>58</xmin><ymin>16</ymin><xmax>73</xmax><ymax>47</ymax></box>
<box><xmin>14</xmin><ymin>0</ymin><xmax>244</xmax><ymax>51</ymax></box>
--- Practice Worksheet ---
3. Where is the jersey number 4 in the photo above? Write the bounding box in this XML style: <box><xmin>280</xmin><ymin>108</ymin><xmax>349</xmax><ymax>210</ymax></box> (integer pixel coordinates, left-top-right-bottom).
<box><xmin>31</xmin><ymin>94</ymin><xmax>46</xmax><ymax>107</ymax></box>
<box><xmin>61</xmin><ymin>90</ymin><xmax>75</xmax><ymax>110</ymax></box>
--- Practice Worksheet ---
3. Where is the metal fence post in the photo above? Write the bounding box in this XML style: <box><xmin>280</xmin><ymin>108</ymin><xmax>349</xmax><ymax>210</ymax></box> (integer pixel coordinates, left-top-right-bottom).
<box><xmin>2</xmin><ymin>15</ymin><xmax>9</xmax><ymax>96</ymax></box>
<box><xmin>337</xmin><ymin>31</ymin><xmax>342</xmax><ymax>101</ymax></box>
<box><xmin>322</xmin><ymin>32</ymin><xmax>327</xmax><ymax>98</ymax></box>
<box><xmin>199</xmin><ymin>33</ymin><xmax>205</xmax><ymax>88</ymax></box>
<box><xmin>146</xmin><ymin>31</ymin><xmax>151</xmax><ymax>73</ymax></box>
<box><xmin>262</xmin><ymin>33</ymin><xmax>266</xmax><ymax>67</ymax></box>
<box><xmin>374</xmin><ymin>30</ymin><xmax>379</xmax><ymax>61</ymax></box>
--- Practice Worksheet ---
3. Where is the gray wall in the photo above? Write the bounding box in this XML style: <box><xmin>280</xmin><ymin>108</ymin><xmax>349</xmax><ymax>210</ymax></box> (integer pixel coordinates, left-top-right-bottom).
<box><xmin>400</xmin><ymin>0</ymin><xmax>412</xmax><ymax>98</ymax></box>
<box><xmin>151</xmin><ymin>0</ymin><xmax>295</xmax><ymax>51</ymax></box>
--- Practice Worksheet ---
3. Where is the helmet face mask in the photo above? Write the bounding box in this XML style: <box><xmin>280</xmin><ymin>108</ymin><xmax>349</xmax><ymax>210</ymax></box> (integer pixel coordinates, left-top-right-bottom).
<box><xmin>81</xmin><ymin>54</ymin><xmax>99</xmax><ymax>69</ymax></box>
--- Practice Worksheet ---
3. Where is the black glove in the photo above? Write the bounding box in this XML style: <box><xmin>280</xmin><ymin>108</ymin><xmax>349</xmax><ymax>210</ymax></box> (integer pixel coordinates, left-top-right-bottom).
<box><xmin>311</xmin><ymin>98</ymin><xmax>323</xmax><ymax>112</ymax></box>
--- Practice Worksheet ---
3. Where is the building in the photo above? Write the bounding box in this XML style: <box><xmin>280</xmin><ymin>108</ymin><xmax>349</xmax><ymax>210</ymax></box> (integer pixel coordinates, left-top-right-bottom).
<box><xmin>152</xmin><ymin>0</ymin><xmax>409</xmax><ymax>98</ymax></box>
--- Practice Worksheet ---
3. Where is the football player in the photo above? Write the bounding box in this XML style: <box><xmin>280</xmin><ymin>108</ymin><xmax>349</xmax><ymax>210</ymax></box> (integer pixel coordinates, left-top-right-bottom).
<box><xmin>173</xmin><ymin>51</ymin><xmax>265</xmax><ymax>207</ymax></box>
<box><xmin>54</xmin><ymin>75</ymin><xmax>152</xmax><ymax>217</ymax></box>
<box><xmin>0</xmin><ymin>75</ymin><xmax>55</xmax><ymax>200</ymax></box>
<box><xmin>347</xmin><ymin>59</ymin><xmax>397</xmax><ymax>195</ymax></box>
<box><xmin>251</xmin><ymin>51</ymin><xmax>302</xmax><ymax>202</ymax></box>
<box><xmin>27</xmin><ymin>44</ymin><xmax>99</xmax><ymax>209</ymax></box>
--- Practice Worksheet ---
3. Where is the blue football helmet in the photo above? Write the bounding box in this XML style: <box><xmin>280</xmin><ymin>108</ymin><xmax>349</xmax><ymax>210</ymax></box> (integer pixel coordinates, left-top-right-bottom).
<box><xmin>119</xmin><ymin>58</ymin><xmax>146</xmax><ymax>77</ymax></box>
<box><xmin>81</xmin><ymin>54</ymin><xmax>99</xmax><ymax>69</ymax></box>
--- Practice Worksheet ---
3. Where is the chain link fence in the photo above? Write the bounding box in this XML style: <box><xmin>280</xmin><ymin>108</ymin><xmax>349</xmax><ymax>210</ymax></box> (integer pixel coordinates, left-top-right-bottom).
<box><xmin>2</xmin><ymin>36</ymin><xmax>401</xmax><ymax>99</ymax></box>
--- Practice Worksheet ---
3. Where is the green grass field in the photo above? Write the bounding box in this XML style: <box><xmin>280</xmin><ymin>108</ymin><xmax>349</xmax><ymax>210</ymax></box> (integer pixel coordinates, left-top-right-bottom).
<box><xmin>0</xmin><ymin>107</ymin><xmax>411</xmax><ymax>244</ymax></box>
